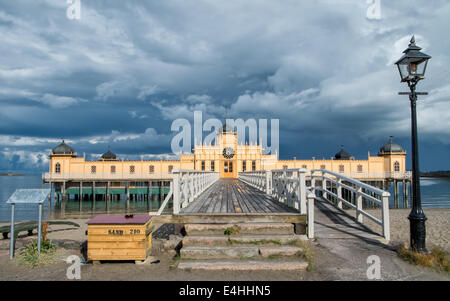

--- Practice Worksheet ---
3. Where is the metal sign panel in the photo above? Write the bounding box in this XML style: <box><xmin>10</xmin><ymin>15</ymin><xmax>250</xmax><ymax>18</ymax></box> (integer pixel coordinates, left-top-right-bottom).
<box><xmin>6</xmin><ymin>189</ymin><xmax>50</xmax><ymax>204</ymax></box>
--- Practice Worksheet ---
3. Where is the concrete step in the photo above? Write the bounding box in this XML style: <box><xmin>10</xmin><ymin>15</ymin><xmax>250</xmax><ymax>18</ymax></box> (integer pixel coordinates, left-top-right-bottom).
<box><xmin>259</xmin><ymin>246</ymin><xmax>303</xmax><ymax>258</ymax></box>
<box><xmin>182</xmin><ymin>234</ymin><xmax>306</xmax><ymax>247</ymax></box>
<box><xmin>181</xmin><ymin>246</ymin><xmax>259</xmax><ymax>259</ymax></box>
<box><xmin>184</xmin><ymin>223</ymin><xmax>295</xmax><ymax>236</ymax></box>
<box><xmin>177</xmin><ymin>260</ymin><xmax>308</xmax><ymax>271</ymax></box>
<box><xmin>181</xmin><ymin>245</ymin><xmax>304</xmax><ymax>260</ymax></box>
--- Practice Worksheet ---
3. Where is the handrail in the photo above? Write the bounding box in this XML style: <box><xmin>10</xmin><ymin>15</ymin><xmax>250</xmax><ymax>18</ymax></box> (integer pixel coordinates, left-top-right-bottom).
<box><xmin>239</xmin><ymin>168</ymin><xmax>308</xmax><ymax>214</ymax></box>
<box><xmin>42</xmin><ymin>172</ymin><xmax>173</xmax><ymax>180</ymax></box>
<box><xmin>151</xmin><ymin>182</ymin><xmax>174</xmax><ymax>216</ymax></box>
<box><xmin>172</xmin><ymin>170</ymin><xmax>219</xmax><ymax>214</ymax></box>
<box><xmin>308</xmin><ymin>169</ymin><xmax>390</xmax><ymax>241</ymax></box>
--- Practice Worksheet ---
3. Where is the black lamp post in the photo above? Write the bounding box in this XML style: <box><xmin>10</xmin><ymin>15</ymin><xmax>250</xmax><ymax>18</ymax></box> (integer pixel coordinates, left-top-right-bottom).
<box><xmin>395</xmin><ymin>36</ymin><xmax>431</xmax><ymax>253</ymax></box>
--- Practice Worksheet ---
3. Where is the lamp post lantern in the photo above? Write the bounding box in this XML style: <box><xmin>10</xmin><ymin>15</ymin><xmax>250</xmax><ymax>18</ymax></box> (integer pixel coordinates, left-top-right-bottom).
<box><xmin>395</xmin><ymin>36</ymin><xmax>431</xmax><ymax>253</ymax></box>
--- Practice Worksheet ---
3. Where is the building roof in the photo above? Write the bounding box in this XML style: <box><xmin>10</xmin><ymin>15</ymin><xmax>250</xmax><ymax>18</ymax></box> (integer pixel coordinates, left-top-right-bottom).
<box><xmin>380</xmin><ymin>136</ymin><xmax>404</xmax><ymax>153</ymax></box>
<box><xmin>101</xmin><ymin>146</ymin><xmax>117</xmax><ymax>160</ymax></box>
<box><xmin>334</xmin><ymin>146</ymin><xmax>351</xmax><ymax>160</ymax></box>
<box><xmin>52</xmin><ymin>140</ymin><xmax>75</xmax><ymax>155</ymax></box>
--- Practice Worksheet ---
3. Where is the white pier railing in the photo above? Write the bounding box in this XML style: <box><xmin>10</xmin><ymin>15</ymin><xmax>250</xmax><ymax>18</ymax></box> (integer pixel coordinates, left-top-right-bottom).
<box><xmin>239</xmin><ymin>169</ymin><xmax>315</xmax><ymax>238</ymax></box>
<box><xmin>308</xmin><ymin>169</ymin><xmax>391</xmax><ymax>241</ymax></box>
<box><xmin>172</xmin><ymin>170</ymin><xmax>219</xmax><ymax>214</ymax></box>
<box><xmin>43</xmin><ymin>172</ymin><xmax>174</xmax><ymax>181</ymax></box>
<box><xmin>240</xmin><ymin>169</ymin><xmax>311</xmax><ymax>214</ymax></box>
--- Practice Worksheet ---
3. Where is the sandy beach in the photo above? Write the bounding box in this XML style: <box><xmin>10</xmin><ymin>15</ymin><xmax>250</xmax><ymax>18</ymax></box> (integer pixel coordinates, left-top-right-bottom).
<box><xmin>363</xmin><ymin>208</ymin><xmax>450</xmax><ymax>252</ymax></box>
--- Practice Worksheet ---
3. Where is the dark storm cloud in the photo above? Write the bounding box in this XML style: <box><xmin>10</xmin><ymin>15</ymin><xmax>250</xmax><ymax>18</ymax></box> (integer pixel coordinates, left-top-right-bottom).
<box><xmin>0</xmin><ymin>0</ymin><xmax>449</xmax><ymax>172</ymax></box>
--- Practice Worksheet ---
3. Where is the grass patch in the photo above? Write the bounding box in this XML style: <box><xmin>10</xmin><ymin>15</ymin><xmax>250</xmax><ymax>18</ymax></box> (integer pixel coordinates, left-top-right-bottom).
<box><xmin>18</xmin><ymin>240</ymin><xmax>57</xmax><ymax>268</ymax></box>
<box><xmin>224</xmin><ymin>225</ymin><xmax>241</xmax><ymax>236</ymax></box>
<box><xmin>268</xmin><ymin>254</ymin><xmax>281</xmax><ymax>260</ymax></box>
<box><xmin>397</xmin><ymin>244</ymin><xmax>449</xmax><ymax>273</ymax></box>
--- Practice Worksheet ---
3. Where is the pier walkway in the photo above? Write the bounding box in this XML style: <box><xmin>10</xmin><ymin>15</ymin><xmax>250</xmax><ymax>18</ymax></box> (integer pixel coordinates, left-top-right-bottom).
<box><xmin>180</xmin><ymin>179</ymin><xmax>297</xmax><ymax>214</ymax></box>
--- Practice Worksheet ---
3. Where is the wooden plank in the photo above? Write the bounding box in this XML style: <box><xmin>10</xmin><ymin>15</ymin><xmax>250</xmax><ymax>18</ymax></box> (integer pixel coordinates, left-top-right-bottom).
<box><xmin>233</xmin><ymin>181</ymin><xmax>253</xmax><ymax>213</ymax></box>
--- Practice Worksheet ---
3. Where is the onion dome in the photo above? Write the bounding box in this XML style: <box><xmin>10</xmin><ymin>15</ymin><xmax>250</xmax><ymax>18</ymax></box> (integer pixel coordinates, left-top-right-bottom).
<box><xmin>379</xmin><ymin>136</ymin><xmax>404</xmax><ymax>153</ymax></box>
<box><xmin>52</xmin><ymin>139</ymin><xmax>75</xmax><ymax>155</ymax></box>
<box><xmin>334</xmin><ymin>145</ymin><xmax>351</xmax><ymax>160</ymax></box>
<box><xmin>101</xmin><ymin>146</ymin><xmax>117</xmax><ymax>161</ymax></box>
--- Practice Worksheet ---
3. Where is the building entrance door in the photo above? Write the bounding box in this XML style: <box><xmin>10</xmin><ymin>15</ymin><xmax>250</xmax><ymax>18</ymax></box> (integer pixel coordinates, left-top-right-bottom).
<box><xmin>223</xmin><ymin>161</ymin><xmax>234</xmax><ymax>178</ymax></box>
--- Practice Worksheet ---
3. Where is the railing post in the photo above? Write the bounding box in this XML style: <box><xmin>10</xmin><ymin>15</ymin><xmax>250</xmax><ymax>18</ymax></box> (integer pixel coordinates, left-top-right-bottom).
<box><xmin>337</xmin><ymin>178</ymin><xmax>343</xmax><ymax>209</ymax></box>
<box><xmin>299</xmin><ymin>169</ymin><xmax>307</xmax><ymax>214</ymax></box>
<box><xmin>310</xmin><ymin>171</ymin><xmax>316</xmax><ymax>195</ymax></box>
<box><xmin>266</xmin><ymin>170</ymin><xmax>272</xmax><ymax>195</ymax></box>
<box><xmin>356</xmin><ymin>186</ymin><xmax>363</xmax><ymax>223</ymax></box>
<box><xmin>381</xmin><ymin>191</ymin><xmax>390</xmax><ymax>241</ymax></box>
<box><xmin>321</xmin><ymin>171</ymin><xmax>327</xmax><ymax>200</ymax></box>
<box><xmin>173</xmin><ymin>172</ymin><xmax>180</xmax><ymax>215</ymax></box>
<box><xmin>307</xmin><ymin>191</ymin><xmax>315</xmax><ymax>239</ymax></box>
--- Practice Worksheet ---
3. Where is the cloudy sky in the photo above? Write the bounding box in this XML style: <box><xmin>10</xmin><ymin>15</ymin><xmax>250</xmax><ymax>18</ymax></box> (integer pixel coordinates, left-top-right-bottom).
<box><xmin>0</xmin><ymin>0</ymin><xmax>449</xmax><ymax>173</ymax></box>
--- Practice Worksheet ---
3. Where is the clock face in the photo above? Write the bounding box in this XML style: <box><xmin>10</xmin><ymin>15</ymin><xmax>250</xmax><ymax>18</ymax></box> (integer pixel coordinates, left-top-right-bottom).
<box><xmin>222</xmin><ymin>147</ymin><xmax>235</xmax><ymax>159</ymax></box>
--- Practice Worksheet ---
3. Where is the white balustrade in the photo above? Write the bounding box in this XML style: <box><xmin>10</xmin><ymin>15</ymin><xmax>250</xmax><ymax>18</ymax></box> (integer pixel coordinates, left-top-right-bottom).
<box><xmin>42</xmin><ymin>172</ymin><xmax>173</xmax><ymax>181</ymax></box>
<box><xmin>239</xmin><ymin>169</ymin><xmax>308</xmax><ymax>214</ymax></box>
<box><xmin>172</xmin><ymin>170</ymin><xmax>219</xmax><ymax>214</ymax></box>
<box><xmin>308</xmin><ymin>169</ymin><xmax>391</xmax><ymax>241</ymax></box>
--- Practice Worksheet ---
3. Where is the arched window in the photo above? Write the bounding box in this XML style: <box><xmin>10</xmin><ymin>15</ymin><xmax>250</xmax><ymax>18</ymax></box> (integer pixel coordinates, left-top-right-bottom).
<box><xmin>168</xmin><ymin>165</ymin><xmax>173</xmax><ymax>173</ymax></box>
<box><xmin>91</xmin><ymin>166</ymin><xmax>96</xmax><ymax>174</ymax></box>
<box><xmin>252</xmin><ymin>161</ymin><xmax>256</xmax><ymax>171</ymax></box>
<box><xmin>394</xmin><ymin>161</ymin><xmax>400</xmax><ymax>172</ymax></box>
<box><xmin>130</xmin><ymin>165</ymin><xmax>135</xmax><ymax>173</ymax></box>
<box><xmin>320</xmin><ymin>165</ymin><xmax>326</xmax><ymax>170</ymax></box>
<box><xmin>149</xmin><ymin>165</ymin><xmax>154</xmax><ymax>174</ymax></box>
<box><xmin>111</xmin><ymin>166</ymin><xmax>116</xmax><ymax>174</ymax></box>
<box><xmin>242</xmin><ymin>161</ymin><xmax>246</xmax><ymax>172</ymax></box>
<box><xmin>357</xmin><ymin>165</ymin><xmax>363</xmax><ymax>172</ymax></box>
<box><xmin>339</xmin><ymin>165</ymin><xmax>344</xmax><ymax>173</ymax></box>
<box><xmin>302</xmin><ymin>165</ymin><xmax>307</xmax><ymax>169</ymax></box>
<box><xmin>55</xmin><ymin>163</ymin><xmax>61</xmax><ymax>174</ymax></box>
<box><xmin>201</xmin><ymin>161</ymin><xmax>205</xmax><ymax>171</ymax></box>
<box><xmin>210</xmin><ymin>161</ymin><xmax>215</xmax><ymax>171</ymax></box>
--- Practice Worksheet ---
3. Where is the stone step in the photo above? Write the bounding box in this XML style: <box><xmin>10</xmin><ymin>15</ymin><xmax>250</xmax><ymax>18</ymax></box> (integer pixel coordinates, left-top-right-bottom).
<box><xmin>181</xmin><ymin>245</ymin><xmax>304</xmax><ymax>260</ymax></box>
<box><xmin>181</xmin><ymin>246</ymin><xmax>259</xmax><ymax>259</ymax></box>
<box><xmin>177</xmin><ymin>260</ymin><xmax>308</xmax><ymax>271</ymax></box>
<box><xmin>184</xmin><ymin>223</ymin><xmax>295</xmax><ymax>236</ymax></box>
<box><xmin>182</xmin><ymin>234</ymin><xmax>306</xmax><ymax>247</ymax></box>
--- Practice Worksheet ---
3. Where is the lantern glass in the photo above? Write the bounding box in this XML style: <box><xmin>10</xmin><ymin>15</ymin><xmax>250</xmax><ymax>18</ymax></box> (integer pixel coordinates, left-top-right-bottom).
<box><xmin>396</xmin><ymin>58</ymin><xmax>429</xmax><ymax>82</ymax></box>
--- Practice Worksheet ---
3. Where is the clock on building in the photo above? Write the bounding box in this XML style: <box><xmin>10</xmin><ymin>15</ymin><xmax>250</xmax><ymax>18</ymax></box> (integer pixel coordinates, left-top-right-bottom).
<box><xmin>222</xmin><ymin>147</ymin><xmax>235</xmax><ymax>159</ymax></box>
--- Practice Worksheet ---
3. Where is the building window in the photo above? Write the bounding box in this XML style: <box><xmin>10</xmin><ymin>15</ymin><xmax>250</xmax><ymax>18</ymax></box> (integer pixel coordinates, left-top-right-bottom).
<box><xmin>339</xmin><ymin>165</ymin><xmax>344</xmax><ymax>173</ymax></box>
<box><xmin>357</xmin><ymin>165</ymin><xmax>363</xmax><ymax>172</ymax></box>
<box><xmin>168</xmin><ymin>165</ymin><xmax>173</xmax><ymax>173</ymax></box>
<box><xmin>130</xmin><ymin>166</ymin><xmax>135</xmax><ymax>174</ymax></box>
<box><xmin>252</xmin><ymin>160</ymin><xmax>256</xmax><ymax>171</ymax></box>
<box><xmin>283</xmin><ymin>165</ymin><xmax>288</xmax><ymax>170</ymax></box>
<box><xmin>91</xmin><ymin>166</ymin><xmax>96</xmax><ymax>174</ymax></box>
<box><xmin>149</xmin><ymin>165</ymin><xmax>154</xmax><ymax>174</ymax></box>
<box><xmin>211</xmin><ymin>161</ymin><xmax>215</xmax><ymax>171</ymax></box>
<box><xmin>320</xmin><ymin>165</ymin><xmax>326</xmax><ymax>170</ymax></box>
<box><xmin>111</xmin><ymin>166</ymin><xmax>116</xmax><ymax>174</ymax></box>
<box><xmin>229</xmin><ymin>162</ymin><xmax>233</xmax><ymax>173</ymax></box>
<box><xmin>242</xmin><ymin>161</ymin><xmax>246</xmax><ymax>172</ymax></box>
<box><xmin>55</xmin><ymin>163</ymin><xmax>61</xmax><ymax>174</ymax></box>
<box><xmin>302</xmin><ymin>165</ymin><xmax>307</xmax><ymax>169</ymax></box>
<box><xmin>201</xmin><ymin>161</ymin><xmax>205</xmax><ymax>171</ymax></box>
<box><xmin>394</xmin><ymin>161</ymin><xmax>400</xmax><ymax>172</ymax></box>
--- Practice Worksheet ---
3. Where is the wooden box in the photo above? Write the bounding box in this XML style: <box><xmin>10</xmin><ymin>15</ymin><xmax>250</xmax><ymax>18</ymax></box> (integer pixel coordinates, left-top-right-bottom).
<box><xmin>87</xmin><ymin>215</ymin><xmax>152</xmax><ymax>261</ymax></box>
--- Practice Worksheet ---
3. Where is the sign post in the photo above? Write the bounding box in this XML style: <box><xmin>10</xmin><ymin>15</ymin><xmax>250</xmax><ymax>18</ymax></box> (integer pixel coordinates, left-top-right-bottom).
<box><xmin>7</xmin><ymin>189</ymin><xmax>51</xmax><ymax>259</ymax></box>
